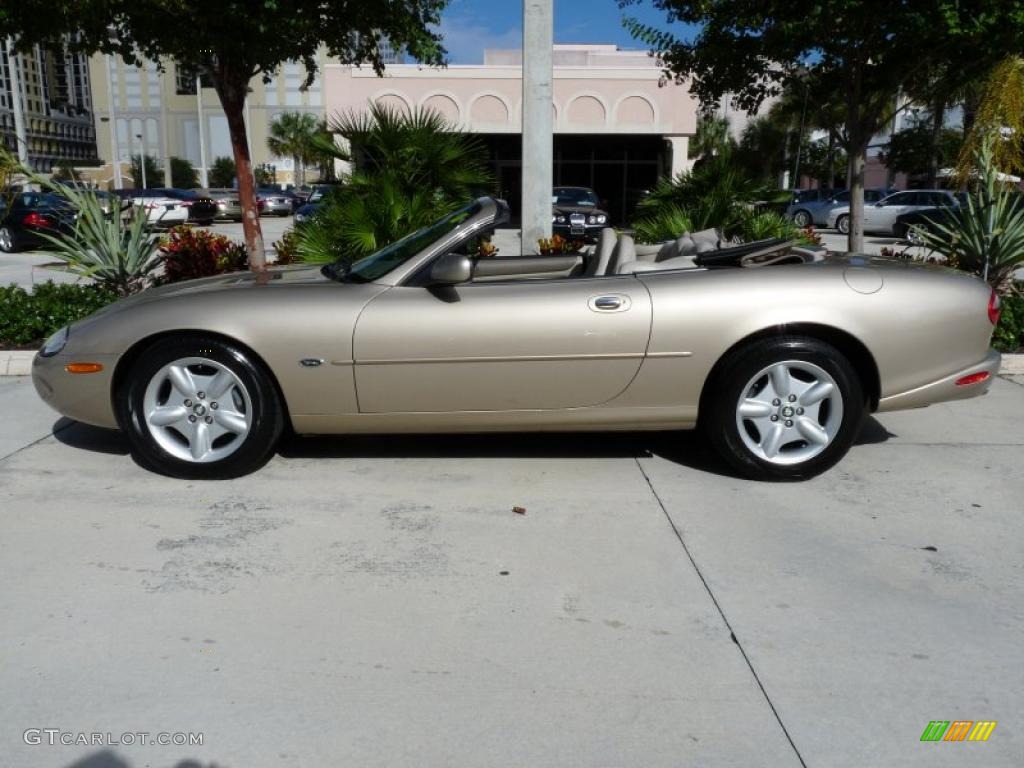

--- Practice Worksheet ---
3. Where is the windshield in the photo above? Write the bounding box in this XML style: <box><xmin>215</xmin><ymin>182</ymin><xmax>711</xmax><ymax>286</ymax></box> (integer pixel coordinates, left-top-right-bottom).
<box><xmin>342</xmin><ymin>201</ymin><xmax>481</xmax><ymax>283</ymax></box>
<box><xmin>553</xmin><ymin>188</ymin><xmax>598</xmax><ymax>207</ymax></box>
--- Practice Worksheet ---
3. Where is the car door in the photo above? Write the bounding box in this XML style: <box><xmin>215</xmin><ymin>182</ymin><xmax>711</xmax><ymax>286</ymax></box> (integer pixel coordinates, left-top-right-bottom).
<box><xmin>352</xmin><ymin>275</ymin><xmax>653</xmax><ymax>413</ymax></box>
<box><xmin>865</xmin><ymin>191</ymin><xmax>918</xmax><ymax>232</ymax></box>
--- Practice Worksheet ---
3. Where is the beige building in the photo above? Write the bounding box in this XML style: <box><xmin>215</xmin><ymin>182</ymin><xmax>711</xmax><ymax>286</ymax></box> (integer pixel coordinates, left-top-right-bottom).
<box><xmin>86</xmin><ymin>52</ymin><xmax>328</xmax><ymax>188</ymax></box>
<box><xmin>325</xmin><ymin>44</ymin><xmax>698</xmax><ymax>223</ymax></box>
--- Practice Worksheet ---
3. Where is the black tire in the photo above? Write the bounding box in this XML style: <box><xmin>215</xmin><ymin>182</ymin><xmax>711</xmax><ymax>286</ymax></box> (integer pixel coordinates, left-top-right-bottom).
<box><xmin>792</xmin><ymin>209</ymin><xmax>812</xmax><ymax>228</ymax></box>
<box><xmin>835</xmin><ymin>214</ymin><xmax>850</xmax><ymax>235</ymax></box>
<box><xmin>702</xmin><ymin>336</ymin><xmax>866</xmax><ymax>481</ymax></box>
<box><xmin>116</xmin><ymin>335</ymin><xmax>284</xmax><ymax>479</ymax></box>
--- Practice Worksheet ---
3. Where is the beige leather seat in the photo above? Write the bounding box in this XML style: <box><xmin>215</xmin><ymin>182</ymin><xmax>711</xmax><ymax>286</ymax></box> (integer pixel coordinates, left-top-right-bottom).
<box><xmin>604</xmin><ymin>233</ymin><xmax>635</xmax><ymax>275</ymax></box>
<box><xmin>586</xmin><ymin>227</ymin><xmax>617</xmax><ymax>276</ymax></box>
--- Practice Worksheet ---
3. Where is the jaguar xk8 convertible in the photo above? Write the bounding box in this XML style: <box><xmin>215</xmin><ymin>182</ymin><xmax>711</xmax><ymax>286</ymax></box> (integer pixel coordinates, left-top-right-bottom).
<box><xmin>32</xmin><ymin>197</ymin><xmax>1002</xmax><ymax>480</ymax></box>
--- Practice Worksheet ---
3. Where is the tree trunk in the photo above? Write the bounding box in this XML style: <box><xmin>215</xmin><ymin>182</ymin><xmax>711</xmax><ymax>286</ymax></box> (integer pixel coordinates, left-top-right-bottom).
<box><xmin>845</xmin><ymin>63</ymin><xmax>871</xmax><ymax>253</ymax></box>
<box><xmin>826</xmin><ymin>130</ymin><xmax>837</xmax><ymax>189</ymax></box>
<box><xmin>211</xmin><ymin>67</ymin><xmax>265</xmax><ymax>270</ymax></box>
<box><xmin>926</xmin><ymin>94</ymin><xmax>945</xmax><ymax>189</ymax></box>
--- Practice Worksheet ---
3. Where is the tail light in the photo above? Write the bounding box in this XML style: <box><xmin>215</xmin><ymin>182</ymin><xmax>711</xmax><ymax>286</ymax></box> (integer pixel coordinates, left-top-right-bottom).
<box><xmin>22</xmin><ymin>212</ymin><xmax>49</xmax><ymax>227</ymax></box>
<box><xmin>988</xmin><ymin>289</ymin><xmax>1001</xmax><ymax>325</ymax></box>
<box><xmin>956</xmin><ymin>371</ymin><xmax>991</xmax><ymax>387</ymax></box>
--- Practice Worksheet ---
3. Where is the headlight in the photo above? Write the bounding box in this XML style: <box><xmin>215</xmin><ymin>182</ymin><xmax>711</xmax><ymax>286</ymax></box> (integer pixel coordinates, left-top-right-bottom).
<box><xmin>39</xmin><ymin>326</ymin><xmax>69</xmax><ymax>358</ymax></box>
<box><xmin>596</xmin><ymin>214</ymin><xmax>607</xmax><ymax>224</ymax></box>
<box><xmin>554</xmin><ymin>215</ymin><xmax>566</xmax><ymax>224</ymax></box>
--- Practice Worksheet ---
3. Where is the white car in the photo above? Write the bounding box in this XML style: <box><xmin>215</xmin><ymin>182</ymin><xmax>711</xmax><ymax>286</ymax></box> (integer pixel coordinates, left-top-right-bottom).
<box><xmin>113</xmin><ymin>189</ymin><xmax>189</xmax><ymax>228</ymax></box>
<box><xmin>827</xmin><ymin>190</ymin><xmax>960</xmax><ymax>235</ymax></box>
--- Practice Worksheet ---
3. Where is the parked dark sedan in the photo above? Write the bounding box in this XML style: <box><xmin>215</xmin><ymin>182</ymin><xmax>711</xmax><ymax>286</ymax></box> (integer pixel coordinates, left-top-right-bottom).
<box><xmin>0</xmin><ymin>192</ymin><xmax>77</xmax><ymax>252</ymax></box>
<box><xmin>551</xmin><ymin>186</ymin><xmax>610</xmax><ymax>242</ymax></box>
<box><xmin>893</xmin><ymin>194</ymin><xmax>968</xmax><ymax>244</ymax></box>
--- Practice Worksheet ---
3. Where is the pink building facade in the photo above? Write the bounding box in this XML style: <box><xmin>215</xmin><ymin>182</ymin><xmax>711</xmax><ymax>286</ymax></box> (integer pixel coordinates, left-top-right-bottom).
<box><xmin>323</xmin><ymin>45</ymin><xmax>698</xmax><ymax>224</ymax></box>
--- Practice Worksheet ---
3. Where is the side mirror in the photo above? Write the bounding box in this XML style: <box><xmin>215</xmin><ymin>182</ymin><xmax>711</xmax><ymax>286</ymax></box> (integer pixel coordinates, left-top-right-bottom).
<box><xmin>430</xmin><ymin>252</ymin><xmax>473</xmax><ymax>285</ymax></box>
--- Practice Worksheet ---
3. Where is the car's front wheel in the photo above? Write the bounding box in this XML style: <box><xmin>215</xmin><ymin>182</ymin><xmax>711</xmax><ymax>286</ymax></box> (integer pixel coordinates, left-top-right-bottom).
<box><xmin>117</xmin><ymin>335</ymin><xmax>284</xmax><ymax>479</ymax></box>
<box><xmin>704</xmin><ymin>336</ymin><xmax>866</xmax><ymax>480</ymax></box>
<box><xmin>792</xmin><ymin>209</ymin><xmax>811</xmax><ymax>228</ymax></box>
<box><xmin>835</xmin><ymin>214</ymin><xmax>850</xmax><ymax>235</ymax></box>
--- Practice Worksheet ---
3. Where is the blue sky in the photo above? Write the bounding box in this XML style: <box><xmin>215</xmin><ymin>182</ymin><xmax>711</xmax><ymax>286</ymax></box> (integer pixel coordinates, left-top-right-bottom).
<box><xmin>436</xmin><ymin>0</ymin><xmax>695</xmax><ymax>64</ymax></box>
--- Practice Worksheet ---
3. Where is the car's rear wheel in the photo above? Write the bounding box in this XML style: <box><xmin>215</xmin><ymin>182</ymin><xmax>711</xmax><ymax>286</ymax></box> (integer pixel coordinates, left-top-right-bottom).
<box><xmin>835</xmin><ymin>214</ymin><xmax>850</xmax><ymax>235</ymax></box>
<box><xmin>704</xmin><ymin>336</ymin><xmax>865</xmax><ymax>480</ymax></box>
<box><xmin>792</xmin><ymin>209</ymin><xmax>811</xmax><ymax>227</ymax></box>
<box><xmin>905</xmin><ymin>224</ymin><xmax>926</xmax><ymax>246</ymax></box>
<box><xmin>0</xmin><ymin>226</ymin><xmax>20</xmax><ymax>253</ymax></box>
<box><xmin>117</xmin><ymin>335</ymin><xmax>284</xmax><ymax>479</ymax></box>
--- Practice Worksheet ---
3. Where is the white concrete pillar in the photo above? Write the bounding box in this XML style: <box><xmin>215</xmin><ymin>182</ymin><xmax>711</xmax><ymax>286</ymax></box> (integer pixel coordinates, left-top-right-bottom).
<box><xmin>196</xmin><ymin>77</ymin><xmax>208</xmax><ymax>188</ymax></box>
<box><xmin>104</xmin><ymin>54</ymin><xmax>122</xmax><ymax>188</ymax></box>
<box><xmin>5</xmin><ymin>40</ymin><xmax>30</xmax><ymax>167</ymax></box>
<box><xmin>521</xmin><ymin>0</ymin><xmax>553</xmax><ymax>254</ymax></box>
<box><xmin>667</xmin><ymin>136</ymin><xmax>691</xmax><ymax>178</ymax></box>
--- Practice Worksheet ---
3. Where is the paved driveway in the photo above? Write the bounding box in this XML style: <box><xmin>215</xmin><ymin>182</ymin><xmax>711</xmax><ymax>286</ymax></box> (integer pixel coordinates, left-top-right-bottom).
<box><xmin>1</xmin><ymin>377</ymin><xmax>1022</xmax><ymax>768</ymax></box>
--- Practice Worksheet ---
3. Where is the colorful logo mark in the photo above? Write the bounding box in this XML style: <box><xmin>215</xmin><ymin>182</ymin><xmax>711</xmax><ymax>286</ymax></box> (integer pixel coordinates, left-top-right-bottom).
<box><xmin>920</xmin><ymin>721</ymin><xmax>997</xmax><ymax>742</ymax></box>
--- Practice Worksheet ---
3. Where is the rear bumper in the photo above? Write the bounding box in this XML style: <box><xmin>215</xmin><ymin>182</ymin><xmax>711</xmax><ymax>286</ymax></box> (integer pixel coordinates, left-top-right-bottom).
<box><xmin>876</xmin><ymin>348</ymin><xmax>1002</xmax><ymax>412</ymax></box>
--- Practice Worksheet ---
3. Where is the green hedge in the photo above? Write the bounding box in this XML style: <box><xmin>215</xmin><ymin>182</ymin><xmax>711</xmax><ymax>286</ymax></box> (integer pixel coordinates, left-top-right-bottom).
<box><xmin>0</xmin><ymin>282</ymin><xmax>117</xmax><ymax>348</ymax></box>
<box><xmin>993</xmin><ymin>294</ymin><xmax>1024</xmax><ymax>353</ymax></box>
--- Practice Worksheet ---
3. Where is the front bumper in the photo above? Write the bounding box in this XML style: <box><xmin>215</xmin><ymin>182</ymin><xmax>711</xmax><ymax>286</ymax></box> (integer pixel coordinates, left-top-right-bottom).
<box><xmin>876</xmin><ymin>348</ymin><xmax>1002</xmax><ymax>412</ymax></box>
<box><xmin>32</xmin><ymin>351</ymin><xmax>120</xmax><ymax>429</ymax></box>
<box><xmin>552</xmin><ymin>222</ymin><xmax>604</xmax><ymax>242</ymax></box>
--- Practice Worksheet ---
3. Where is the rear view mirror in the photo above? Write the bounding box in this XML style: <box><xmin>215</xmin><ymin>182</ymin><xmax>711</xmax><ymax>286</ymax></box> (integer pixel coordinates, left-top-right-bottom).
<box><xmin>430</xmin><ymin>252</ymin><xmax>473</xmax><ymax>285</ymax></box>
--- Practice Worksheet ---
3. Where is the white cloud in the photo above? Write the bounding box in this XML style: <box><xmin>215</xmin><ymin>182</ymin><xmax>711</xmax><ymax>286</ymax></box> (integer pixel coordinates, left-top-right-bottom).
<box><xmin>435</xmin><ymin>13</ymin><xmax>522</xmax><ymax>65</ymax></box>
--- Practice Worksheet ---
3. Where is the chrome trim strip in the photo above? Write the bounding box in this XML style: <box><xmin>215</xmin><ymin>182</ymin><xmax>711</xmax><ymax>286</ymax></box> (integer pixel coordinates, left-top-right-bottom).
<box><xmin>356</xmin><ymin>352</ymin><xmax>647</xmax><ymax>365</ymax></box>
<box><xmin>646</xmin><ymin>351</ymin><xmax>693</xmax><ymax>358</ymax></box>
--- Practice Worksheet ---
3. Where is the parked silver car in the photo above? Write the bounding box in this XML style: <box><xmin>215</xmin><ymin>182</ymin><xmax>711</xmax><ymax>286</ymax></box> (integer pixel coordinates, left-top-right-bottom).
<box><xmin>786</xmin><ymin>188</ymin><xmax>893</xmax><ymax>228</ymax></box>
<box><xmin>827</xmin><ymin>190</ymin><xmax>961</xmax><ymax>235</ymax></box>
<box><xmin>207</xmin><ymin>189</ymin><xmax>243</xmax><ymax>222</ymax></box>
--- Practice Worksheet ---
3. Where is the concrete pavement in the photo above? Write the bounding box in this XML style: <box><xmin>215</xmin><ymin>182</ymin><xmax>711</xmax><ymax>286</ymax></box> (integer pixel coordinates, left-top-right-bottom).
<box><xmin>0</xmin><ymin>375</ymin><xmax>1021</xmax><ymax>767</ymax></box>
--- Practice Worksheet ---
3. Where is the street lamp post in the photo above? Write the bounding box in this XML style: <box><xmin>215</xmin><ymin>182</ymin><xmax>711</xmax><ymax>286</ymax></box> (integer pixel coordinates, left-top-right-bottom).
<box><xmin>135</xmin><ymin>132</ymin><xmax>147</xmax><ymax>189</ymax></box>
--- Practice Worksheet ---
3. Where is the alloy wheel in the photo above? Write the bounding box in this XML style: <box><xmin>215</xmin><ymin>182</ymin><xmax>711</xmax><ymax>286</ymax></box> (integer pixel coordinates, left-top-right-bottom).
<box><xmin>0</xmin><ymin>227</ymin><xmax>13</xmax><ymax>252</ymax></box>
<box><xmin>735</xmin><ymin>360</ymin><xmax>844</xmax><ymax>466</ymax></box>
<box><xmin>142</xmin><ymin>357</ymin><xmax>252</xmax><ymax>463</ymax></box>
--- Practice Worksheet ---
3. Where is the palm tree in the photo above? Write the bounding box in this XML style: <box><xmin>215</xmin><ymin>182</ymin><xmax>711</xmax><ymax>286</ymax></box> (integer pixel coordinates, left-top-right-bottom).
<box><xmin>267</xmin><ymin>112</ymin><xmax>320</xmax><ymax>187</ymax></box>
<box><xmin>956</xmin><ymin>56</ymin><xmax>1024</xmax><ymax>181</ymax></box>
<box><xmin>690</xmin><ymin>114</ymin><xmax>733</xmax><ymax>161</ymax></box>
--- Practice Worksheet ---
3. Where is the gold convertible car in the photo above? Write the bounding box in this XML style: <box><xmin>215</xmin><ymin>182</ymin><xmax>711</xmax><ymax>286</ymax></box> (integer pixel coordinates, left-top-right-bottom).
<box><xmin>32</xmin><ymin>197</ymin><xmax>1002</xmax><ymax>480</ymax></box>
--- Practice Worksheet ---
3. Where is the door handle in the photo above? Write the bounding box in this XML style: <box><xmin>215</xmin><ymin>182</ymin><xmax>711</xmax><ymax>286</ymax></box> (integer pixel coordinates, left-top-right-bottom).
<box><xmin>589</xmin><ymin>294</ymin><xmax>631</xmax><ymax>312</ymax></box>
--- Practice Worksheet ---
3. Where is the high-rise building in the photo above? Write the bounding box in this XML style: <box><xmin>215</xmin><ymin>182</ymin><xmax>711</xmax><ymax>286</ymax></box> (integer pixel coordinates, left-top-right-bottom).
<box><xmin>0</xmin><ymin>41</ymin><xmax>99</xmax><ymax>172</ymax></box>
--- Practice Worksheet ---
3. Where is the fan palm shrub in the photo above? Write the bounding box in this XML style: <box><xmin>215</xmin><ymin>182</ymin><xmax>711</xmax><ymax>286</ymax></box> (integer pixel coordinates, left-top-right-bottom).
<box><xmin>916</xmin><ymin>137</ymin><xmax>1024</xmax><ymax>292</ymax></box>
<box><xmin>35</xmin><ymin>181</ymin><xmax>163</xmax><ymax>296</ymax></box>
<box><xmin>295</xmin><ymin>103</ymin><xmax>494</xmax><ymax>262</ymax></box>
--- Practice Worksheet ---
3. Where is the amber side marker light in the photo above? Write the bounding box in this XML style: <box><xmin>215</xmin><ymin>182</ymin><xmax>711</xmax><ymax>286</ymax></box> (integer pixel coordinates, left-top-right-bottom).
<box><xmin>65</xmin><ymin>362</ymin><xmax>104</xmax><ymax>374</ymax></box>
<box><xmin>955</xmin><ymin>371</ymin><xmax>991</xmax><ymax>387</ymax></box>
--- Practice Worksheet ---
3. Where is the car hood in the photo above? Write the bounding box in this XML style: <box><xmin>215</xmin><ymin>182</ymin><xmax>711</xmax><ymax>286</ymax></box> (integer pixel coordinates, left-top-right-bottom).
<box><xmin>83</xmin><ymin>265</ymin><xmax>330</xmax><ymax>319</ymax></box>
<box><xmin>552</xmin><ymin>205</ymin><xmax>608</xmax><ymax>216</ymax></box>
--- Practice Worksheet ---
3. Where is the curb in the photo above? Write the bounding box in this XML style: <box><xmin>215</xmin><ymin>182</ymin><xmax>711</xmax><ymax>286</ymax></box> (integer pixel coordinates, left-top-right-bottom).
<box><xmin>2</xmin><ymin>350</ymin><xmax>1023</xmax><ymax>377</ymax></box>
<box><xmin>0</xmin><ymin>351</ymin><xmax>35</xmax><ymax>376</ymax></box>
